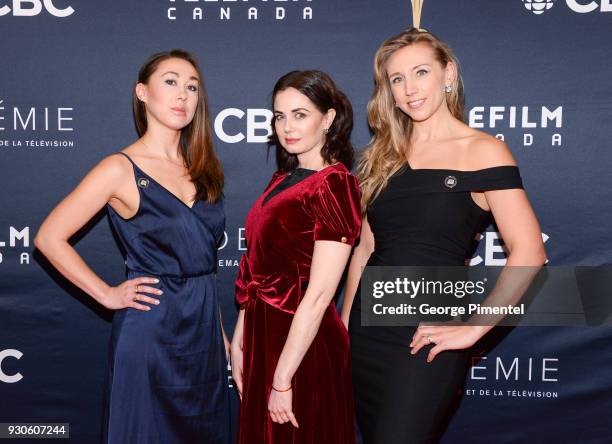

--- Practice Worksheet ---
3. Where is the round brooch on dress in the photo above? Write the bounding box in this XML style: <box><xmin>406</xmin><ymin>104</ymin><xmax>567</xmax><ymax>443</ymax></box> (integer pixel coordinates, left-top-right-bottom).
<box><xmin>444</xmin><ymin>175</ymin><xmax>457</xmax><ymax>189</ymax></box>
<box><xmin>137</xmin><ymin>177</ymin><xmax>150</xmax><ymax>189</ymax></box>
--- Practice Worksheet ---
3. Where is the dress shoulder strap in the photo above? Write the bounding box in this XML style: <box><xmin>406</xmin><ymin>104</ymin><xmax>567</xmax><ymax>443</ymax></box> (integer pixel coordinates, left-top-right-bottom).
<box><xmin>386</xmin><ymin>165</ymin><xmax>524</xmax><ymax>195</ymax></box>
<box><xmin>115</xmin><ymin>151</ymin><xmax>137</xmax><ymax>167</ymax></box>
<box><xmin>454</xmin><ymin>166</ymin><xmax>523</xmax><ymax>192</ymax></box>
<box><xmin>114</xmin><ymin>151</ymin><xmax>146</xmax><ymax>178</ymax></box>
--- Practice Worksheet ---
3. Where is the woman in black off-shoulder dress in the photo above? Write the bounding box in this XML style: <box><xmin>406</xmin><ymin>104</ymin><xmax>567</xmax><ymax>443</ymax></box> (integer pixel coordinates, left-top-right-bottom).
<box><xmin>340</xmin><ymin>29</ymin><xmax>547</xmax><ymax>444</ymax></box>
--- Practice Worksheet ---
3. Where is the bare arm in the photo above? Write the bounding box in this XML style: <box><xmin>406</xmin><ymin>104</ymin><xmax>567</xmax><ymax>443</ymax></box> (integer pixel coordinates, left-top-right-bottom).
<box><xmin>340</xmin><ymin>216</ymin><xmax>375</xmax><ymax>327</ymax></box>
<box><xmin>469</xmin><ymin>140</ymin><xmax>547</xmax><ymax>335</ymax></box>
<box><xmin>219</xmin><ymin>309</ymin><xmax>230</xmax><ymax>361</ymax></box>
<box><xmin>273</xmin><ymin>240</ymin><xmax>352</xmax><ymax>388</ymax></box>
<box><xmin>487</xmin><ymin>189</ymin><xmax>546</xmax><ymax>267</ymax></box>
<box><xmin>230</xmin><ymin>308</ymin><xmax>245</xmax><ymax>398</ymax></box>
<box><xmin>412</xmin><ymin>139</ymin><xmax>547</xmax><ymax>361</ymax></box>
<box><xmin>468</xmin><ymin>187</ymin><xmax>547</xmax><ymax>337</ymax></box>
<box><xmin>268</xmin><ymin>241</ymin><xmax>353</xmax><ymax>426</ymax></box>
<box><xmin>34</xmin><ymin>155</ymin><xmax>160</xmax><ymax>310</ymax></box>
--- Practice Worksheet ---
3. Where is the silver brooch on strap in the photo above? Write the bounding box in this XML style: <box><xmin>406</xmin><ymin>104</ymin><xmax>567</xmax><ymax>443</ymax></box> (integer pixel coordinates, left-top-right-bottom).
<box><xmin>444</xmin><ymin>175</ymin><xmax>457</xmax><ymax>189</ymax></box>
<box><xmin>137</xmin><ymin>177</ymin><xmax>150</xmax><ymax>189</ymax></box>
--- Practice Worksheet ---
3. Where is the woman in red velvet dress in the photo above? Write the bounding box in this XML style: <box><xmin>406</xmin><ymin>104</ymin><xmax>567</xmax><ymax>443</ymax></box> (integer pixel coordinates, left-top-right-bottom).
<box><xmin>230</xmin><ymin>70</ymin><xmax>361</xmax><ymax>444</ymax></box>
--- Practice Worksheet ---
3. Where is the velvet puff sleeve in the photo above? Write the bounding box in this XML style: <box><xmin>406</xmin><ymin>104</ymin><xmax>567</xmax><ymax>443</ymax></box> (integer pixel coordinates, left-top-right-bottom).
<box><xmin>311</xmin><ymin>170</ymin><xmax>362</xmax><ymax>246</ymax></box>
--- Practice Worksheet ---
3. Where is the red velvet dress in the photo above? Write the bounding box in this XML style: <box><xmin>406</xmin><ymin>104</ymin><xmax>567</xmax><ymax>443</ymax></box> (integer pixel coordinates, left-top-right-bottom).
<box><xmin>235</xmin><ymin>163</ymin><xmax>361</xmax><ymax>444</ymax></box>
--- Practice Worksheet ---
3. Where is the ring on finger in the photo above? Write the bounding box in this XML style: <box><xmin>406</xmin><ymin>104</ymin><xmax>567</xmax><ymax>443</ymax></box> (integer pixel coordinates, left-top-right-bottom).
<box><xmin>136</xmin><ymin>284</ymin><xmax>141</xmax><ymax>293</ymax></box>
<box><xmin>427</xmin><ymin>335</ymin><xmax>433</xmax><ymax>344</ymax></box>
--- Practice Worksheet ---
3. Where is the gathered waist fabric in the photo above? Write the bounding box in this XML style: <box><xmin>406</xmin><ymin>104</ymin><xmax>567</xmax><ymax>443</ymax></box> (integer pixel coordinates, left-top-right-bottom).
<box><xmin>127</xmin><ymin>268</ymin><xmax>216</xmax><ymax>279</ymax></box>
<box><xmin>235</xmin><ymin>255</ymin><xmax>308</xmax><ymax>314</ymax></box>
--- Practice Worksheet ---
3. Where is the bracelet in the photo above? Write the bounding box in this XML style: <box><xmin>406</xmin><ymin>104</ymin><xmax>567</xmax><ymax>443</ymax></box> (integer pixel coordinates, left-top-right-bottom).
<box><xmin>271</xmin><ymin>384</ymin><xmax>292</xmax><ymax>393</ymax></box>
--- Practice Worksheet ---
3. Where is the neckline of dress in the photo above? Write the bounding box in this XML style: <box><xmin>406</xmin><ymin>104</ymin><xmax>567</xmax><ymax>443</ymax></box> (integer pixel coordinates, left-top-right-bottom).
<box><xmin>405</xmin><ymin>160</ymin><xmax>517</xmax><ymax>173</ymax></box>
<box><xmin>126</xmin><ymin>156</ymin><xmax>197</xmax><ymax>210</ymax></box>
<box><xmin>262</xmin><ymin>163</ymin><xmax>342</xmax><ymax>207</ymax></box>
<box><xmin>291</xmin><ymin>167</ymin><xmax>317</xmax><ymax>175</ymax></box>
<box><xmin>291</xmin><ymin>162</ymin><xmax>341</xmax><ymax>175</ymax></box>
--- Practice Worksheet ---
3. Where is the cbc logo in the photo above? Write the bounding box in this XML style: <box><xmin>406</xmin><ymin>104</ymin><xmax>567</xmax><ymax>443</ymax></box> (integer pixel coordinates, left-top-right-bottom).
<box><xmin>0</xmin><ymin>349</ymin><xmax>23</xmax><ymax>383</ymax></box>
<box><xmin>522</xmin><ymin>0</ymin><xmax>612</xmax><ymax>14</ymax></box>
<box><xmin>214</xmin><ymin>108</ymin><xmax>272</xmax><ymax>144</ymax></box>
<box><xmin>523</xmin><ymin>0</ymin><xmax>556</xmax><ymax>15</ymax></box>
<box><xmin>470</xmin><ymin>231</ymin><xmax>549</xmax><ymax>266</ymax></box>
<box><xmin>0</xmin><ymin>0</ymin><xmax>74</xmax><ymax>17</ymax></box>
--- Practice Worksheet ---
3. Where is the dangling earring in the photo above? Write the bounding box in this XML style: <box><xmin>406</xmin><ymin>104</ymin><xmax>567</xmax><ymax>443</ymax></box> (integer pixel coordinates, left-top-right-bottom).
<box><xmin>444</xmin><ymin>85</ymin><xmax>452</xmax><ymax>93</ymax></box>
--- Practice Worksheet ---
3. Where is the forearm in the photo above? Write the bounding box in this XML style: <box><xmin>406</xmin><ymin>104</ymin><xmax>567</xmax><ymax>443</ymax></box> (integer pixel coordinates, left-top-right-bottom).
<box><xmin>231</xmin><ymin>309</ymin><xmax>245</xmax><ymax>347</ymax></box>
<box><xmin>35</xmin><ymin>236</ymin><xmax>110</xmax><ymax>304</ymax></box>
<box><xmin>467</xmin><ymin>247</ymin><xmax>545</xmax><ymax>335</ymax></box>
<box><xmin>219</xmin><ymin>309</ymin><xmax>230</xmax><ymax>352</ymax></box>
<box><xmin>273</xmin><ymin>240</ymin><xmax>352</xmax><ymax>386</ymax></box>
<box><xmin>340</xmin><ymin>247</ymin><xmax>371</xmax><ymax>324</ymax></box>
<box><xmin>272</xmin><ymin>292</ymin><xmax>332</xmax><ymax>387</ymax></box>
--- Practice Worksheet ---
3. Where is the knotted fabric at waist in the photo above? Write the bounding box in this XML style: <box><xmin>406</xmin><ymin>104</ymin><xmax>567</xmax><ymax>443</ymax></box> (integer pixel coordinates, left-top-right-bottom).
<box><xmin>235</xmin><ymin>256</ymin><xmax>305</xmax><ymax>314</ymax></box>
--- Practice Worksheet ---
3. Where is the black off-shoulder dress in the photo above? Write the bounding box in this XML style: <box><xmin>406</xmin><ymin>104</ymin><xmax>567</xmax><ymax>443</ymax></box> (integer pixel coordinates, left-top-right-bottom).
<box><xmin>349</xmin><ymin>164</ymin><xmax>523</xmax><ymax>444</ymax></box>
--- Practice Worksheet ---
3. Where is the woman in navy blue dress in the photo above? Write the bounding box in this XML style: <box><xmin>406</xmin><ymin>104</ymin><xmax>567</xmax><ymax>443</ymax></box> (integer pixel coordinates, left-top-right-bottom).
<box><xmin>35</xmin><ymin>50</ymin><xmax>230</xmax><ymax>443</ymax></box>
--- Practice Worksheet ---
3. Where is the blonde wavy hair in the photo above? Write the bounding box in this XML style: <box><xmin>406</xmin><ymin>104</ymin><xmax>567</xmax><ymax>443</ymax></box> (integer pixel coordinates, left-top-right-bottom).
<box><xmin>357</xmin><ymin>28</ymin><xmax>465</xmax><ymax>210</ymax></box>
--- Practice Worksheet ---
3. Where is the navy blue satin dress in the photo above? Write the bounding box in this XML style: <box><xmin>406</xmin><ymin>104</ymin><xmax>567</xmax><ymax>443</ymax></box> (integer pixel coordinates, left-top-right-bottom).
<box><xmin>102</xmin><ymin>152</ymin><xmax>230</xmax><ymax>444</ymax></box>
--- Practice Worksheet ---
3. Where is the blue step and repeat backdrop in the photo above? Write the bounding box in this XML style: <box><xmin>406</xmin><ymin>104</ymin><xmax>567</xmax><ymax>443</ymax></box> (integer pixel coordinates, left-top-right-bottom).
<box><xmin>1</xmin><ymin>1</ymin><xmax>611</xmax><ymax>442</ymax></box>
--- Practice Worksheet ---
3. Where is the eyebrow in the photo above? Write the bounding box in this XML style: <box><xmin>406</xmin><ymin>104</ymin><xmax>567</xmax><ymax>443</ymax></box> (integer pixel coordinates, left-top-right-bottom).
<box><xmin>387</xmin><ymin>64</ymin><xmax>431</xmax><ymax>78</ymax></box>
<box><xmin>274</xmin><ymin>108</ymin><xmax>310</xmax><ymax>114</ymax></box>
<box><xmin>161</xmin><ymin>71</ymin><xmax>199</xmax><ymax>82</ymax></box>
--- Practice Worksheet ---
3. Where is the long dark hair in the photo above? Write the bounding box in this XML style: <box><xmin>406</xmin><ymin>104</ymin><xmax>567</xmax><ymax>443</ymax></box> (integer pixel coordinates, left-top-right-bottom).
<box><xmin>133</xmin><ymin>49</ymin><xmax>223</xmax><ymax>203</ymax></box>
<box><xmin>270</xmin><ymin>70</ymin><xmax>354</xmax><ymax>171</ymax></box>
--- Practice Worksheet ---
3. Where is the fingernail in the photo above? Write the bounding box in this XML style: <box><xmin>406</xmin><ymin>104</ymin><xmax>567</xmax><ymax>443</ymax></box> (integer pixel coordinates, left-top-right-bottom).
<box><xmin>146</xmin><ymin>307</ymin><xmax>151</xmax><ymax>311</ymax></box>
<box><xmin>158</xmin><ymin>290</ymin><xmax>163</xmax><ymax>295</ymax></box>
<box><xmin>155</xmin><ymin>300</ymin><xmax>160</xmax><ymax>305</ymax></box>
<box><xmin>154</xmin><ymin>278</ymin><xmax>159</xmax><ymax>283</ymax></box>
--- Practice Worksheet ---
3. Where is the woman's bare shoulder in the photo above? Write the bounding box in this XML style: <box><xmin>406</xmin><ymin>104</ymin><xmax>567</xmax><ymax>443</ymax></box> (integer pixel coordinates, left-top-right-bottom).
<box><xmin>464</xmin><ymin>130</ymin><xmax>517</xmax><ymax>170</ymax></box>
<box><xmin>90</xmin><ymin>143</ymin><xmax>140</xmax><ymax>181</ymax></box>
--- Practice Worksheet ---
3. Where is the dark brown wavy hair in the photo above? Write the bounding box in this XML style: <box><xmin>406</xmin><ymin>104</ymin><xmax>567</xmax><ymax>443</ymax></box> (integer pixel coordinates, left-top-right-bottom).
<box><xmin>133</xmin><ymin>49</ymin><xmax>223</xmax><ymax>203</ymax></box>
<box><xmin>270</xmin><ymin>70</ymin><xmax>354</xmax><ymax>171</ymax></box>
